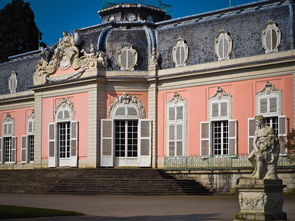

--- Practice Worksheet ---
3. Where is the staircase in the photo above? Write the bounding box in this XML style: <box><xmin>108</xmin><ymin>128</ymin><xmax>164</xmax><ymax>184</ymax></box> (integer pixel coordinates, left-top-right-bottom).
<box><xmin>0</xmin><ymin>168</ymin><xmax>211</xmax><ymax>195</ymax></box>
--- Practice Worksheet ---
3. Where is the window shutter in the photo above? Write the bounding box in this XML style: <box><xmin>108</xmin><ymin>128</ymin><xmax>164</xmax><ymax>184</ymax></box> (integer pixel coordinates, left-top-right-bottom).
<box><xmin>176</xmin><ymin>106</ymin><xmax>183</xmax><ymax>120</ymax></box>
<box><xmin>21</xmin><ymin>135</ymin><xmax>28</xmax><ymax>163</ymax></box>
<box><xmin>0</xmin><ymin>138</ymin><xmax>2</xmax><ymax>164</ymax></box>
<box><xmin>100</xmin><ymin>119</ymin><xmax>114</xmax><ymax>167</ymax></box>
<box><xmin>269</xmin><ymin>97</ymin><xmax>278</xmax><ymax>113</ymax></box>
<box><xmin>248</xmin><ymin>118</ymin><xmax>256</xmax><ymax>154</ymax></box>
<box><xmin>220</xmin><ymin>102</ymin><xmax>228</xmax><ymax>117</ymax></box>
<box><xmin>259</xmin><ymin>98</ymin><xmax>268</xmax><ymax>114</ymax></box>
<box><xmin>169</xmin><ymin>106</ymin><xmax>175</xmax><ymax>120</ymax></box>
<box><xmin>212</xmin><ymin>103</ymin><xmax>219</xmax><ymax>118</ymax></box>
<box><xmin>11</xmin><ymin>136</ymin><xmax>16</xmax><ymax>163</ymax></box>
<box><xmin>48</xmin><ymin>123</ymin><xmax>57</xmax><ymax>168</ymax></box>
<box><xmin>70</xmin><ymin>121</ymin><xmax>78</xmax><ymax>167</ymax></box>
<box><xmin>278</xmin><ymin>115</ymin><xmax>288</xmax><ymax>155</ymax></box>
<box><xmin>200</xmin><ymin>121</ymin><xmax>210</xmax><ymax>156</ymax></box>
<box><xmin>228</xmin><ymin>120</ymin><xmax>237</xmax><ymax>155</ymax></box>
<box><xmin>138</xmin><ymin>119</ymin><xmax>152</xmax><ymax>167</ymax></box>
<box><xmin>3</xmin><ymin>124</ymin><xmax>7</xmax><ymax>136</ymax></box>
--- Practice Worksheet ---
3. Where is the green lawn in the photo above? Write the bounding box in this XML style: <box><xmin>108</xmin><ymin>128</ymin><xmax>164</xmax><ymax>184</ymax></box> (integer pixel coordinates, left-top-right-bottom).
<box><xmin>0</xmin><ymin>205</ymin><xmax>83</xmax><ymax>219</ymax></box>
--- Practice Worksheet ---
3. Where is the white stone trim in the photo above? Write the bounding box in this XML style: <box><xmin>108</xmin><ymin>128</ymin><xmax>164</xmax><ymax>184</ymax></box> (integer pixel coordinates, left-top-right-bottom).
<box><xmin>172</xmin><ymin>37</ymin><xmax>189</xmax><ymax>68</ymax></box>
<box><xmin>261</xmin><ymin>20</ymin><xmax>281</xmax><ymax>54</ymax></box>
<box><xmin>209</xmin><ymin>87</ymin><xmax>232</xmax><ymax>120</ymax></box>
<box><xmin>117</xmin><ymin>43</ymin><xmax>138</xmax><ymax>71</ymax></box>
<box><xmin>214</xmin><ymin>31</ymin><xmax>232</xmax><ymax>61</ymax></box>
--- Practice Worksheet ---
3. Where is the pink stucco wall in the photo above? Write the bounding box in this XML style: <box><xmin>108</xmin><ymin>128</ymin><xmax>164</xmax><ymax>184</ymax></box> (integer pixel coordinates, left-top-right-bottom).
<box><xmin>42</xmin><ymin>92</ymin><xmax>88</xmax><ymax>160</ymax></box>
<box><xmin>157</xmin><ymin>75</ymin><xmax>294</xmax><ymax>158</ymax></box>
<box><xmin>0</xmin><ymin>108</ymin><xmax>34</xmax><ymax>163</ymax></box>
<box><xmin>106</xmin><ymin>91</ymin><xmax>149</xmax><ymax>118</ymax></box>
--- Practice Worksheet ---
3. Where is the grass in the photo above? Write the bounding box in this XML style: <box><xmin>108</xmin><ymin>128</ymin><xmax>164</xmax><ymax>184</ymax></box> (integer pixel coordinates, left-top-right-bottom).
<box><xmin>0</xmin><ymin>205</ymin><xmax>83</xmax><ymax>219</ymax></box>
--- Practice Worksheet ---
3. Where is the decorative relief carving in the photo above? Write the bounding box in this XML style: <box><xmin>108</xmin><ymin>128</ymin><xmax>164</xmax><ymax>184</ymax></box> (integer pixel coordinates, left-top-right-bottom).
<box><xmin>3</xmin><ymin>113</ymin><xmax>13</xmax><ymax>122</ymax></box>
<box><xmin>28</xmin><ymin>110</ymin><xmax>35</xmax><ymax>120</ymax></box>
<box><xmin>210</xmin><ymin>87</ymin><xmax>232</xmax><ymax>100</ymax></box>
<box><xmin>256</xmin><ymin>81</ymin><xmax>280</xmax><ymax>95</ymax></box>
<box><xmin>54</xmin><ymin>98</ymin><xmax>75</xmax><ymax>117</ymax></box>
<box><xmin>262</xmin><ymin>20</ymin><xmax>281</xmax><ymax>54</ymax></box>
<box><xmin>108</xmin><ymin>93</ymin><xmax>145</xmax><ymax>118</ymax></box>
<box><xmin>149</xmin><ymin>48</ymin><xmax>158</xmax><ymax>70</ymax></box>
<box><xmin>33</xmin><ymin>33</ymin><xmax>108</xmax><ymax>85</ymax></box>
<box><xmin>168</xmin><ymin>92</ymin><xmax>185</xmax><ymax>104</ymax></box>
<box><xmin>214</xmin><ymin>30</ymin><xmax>233</xmax><ymax>61</ymax></box>
<box><xmin>239</xmin><ymin>192</ymin><xmax>267</xmax><ymax>210</ymax></box>
<box><xmin>172</xmin><ymin>37</ymin><xmax>188</xmax><ymax>68</ymax></box>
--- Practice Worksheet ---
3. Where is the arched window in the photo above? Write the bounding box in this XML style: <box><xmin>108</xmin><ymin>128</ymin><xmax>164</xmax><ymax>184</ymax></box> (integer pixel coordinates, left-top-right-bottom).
<box><xmin>21</xmin><ymin>110</ymin><xmax>35</xmax><ymax>163</ymax></box>
<box><xmin>48</xmin><ymin>98</ymin><xmax>78</xmax><ymax>167</ymax></box>
<box><xmin>248</xmin><ymin>81</ymin><xmax>287</xmax><ymax>154</ymax></box>
<box><xmin>201</xmin><ymin>87</ymin><xmax>237</xmax><ymax>157</ymax></box>
<box><xmin>0</xmin><ymin>114</ymin><xmax>16</xmax><ymax>164</ymax></box>
<box><xmin>167</xmin><ymin>92</ymin><xmax>186</xmax><ymax>157</ymax></box>
<box><xmin>101</xmin><ymin>93</ymin><xmax>151</xmax><ymax>167</ymax></box>
<box><xmin>262</xmin><ymin>20</ymin><xmax>281</xmax><ymax>54</ymax></box>
<box><xmin>172</xmin><ymin>37</ymin><xmax>189</xmax><ymax>68</ymax></box>
<box><xmin>214</xmin><ymin>31</ymin><xmax>233</xmax><ymax>61</ymax></box>
<box><xmin>118</xmin><ymin>43</ymin><xmax>138</xmax><ymax>71</ymax></box>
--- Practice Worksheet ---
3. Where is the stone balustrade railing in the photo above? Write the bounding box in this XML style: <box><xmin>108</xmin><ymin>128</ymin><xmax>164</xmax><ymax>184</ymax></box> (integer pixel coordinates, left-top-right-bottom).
<box><xmin>164</xmin><ymin>155</ymin><xmax>295</xmax><ymax>170</ymax></box>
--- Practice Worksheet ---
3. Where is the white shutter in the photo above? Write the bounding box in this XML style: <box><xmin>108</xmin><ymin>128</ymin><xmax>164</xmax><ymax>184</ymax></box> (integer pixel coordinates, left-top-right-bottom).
<box><xmin>70</xmin><ymin>121</ymin><xmax>78</xmax><ymax>167</ymax></box>
<box><xmin>259</xmin><ymin>98</ymin><xmax>268</xmax><ymax>114</ymax></box>
<box><xmin>100</xmin><ymin>119</ymin><xmax>114</xmax><ymax>167</ymax></box>
<box><xmin>248</xmin><ymin>118</ymin><xmax>256</xmax><ymax>154</ymax></box>
<box><xmin>278</xmin><ymin>116</ymin><xmax>288</xmax><ymax>155</ymax></box>
<box><xmin>200</xmin><ymin>121</ymin><xmax>210</xmax><ymax>156</ymax></box>
<box><xmin>21</xmin><ymin>135</ymin><xmax>28</xmax><ymax>163</ymax></box>
<box><xmin>212</xmin><ymin>103</ymin><xmax>219</xmax><ymax>118</ymax></box>
<box><xmin>138</xmin><ymin>119</ymin><xmax>152</xmax><ymax>167</ymax></box>
<box><xmin>0</xmin><ymin>137</ymin><xmax>2</xmax><ymax>164</ymax></box>
<box><xmin>48</xmin><ymin>123</ymin><xmax>57</xmax><ymax>168</ymax></box>
<box><xmin>228</xmin><ymin>120</ymin><xmax>237</xmax><ymax>155</ymax></box>
<box><xmin>220</xmin><ymin>102</ymin><xmax>228</xmax><ymax>117</ymax></box>
<box><xmin>11</xmin><ymin>136</ymin><xmax>16</xmax><ymax>163</ymax></box>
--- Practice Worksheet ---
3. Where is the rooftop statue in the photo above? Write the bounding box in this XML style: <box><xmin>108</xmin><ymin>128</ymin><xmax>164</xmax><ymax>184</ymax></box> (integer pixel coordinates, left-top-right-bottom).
<box><xmin>248</xmin><ymin>115</ymin><xmax>280</xmax><ymax>179</ymax></box>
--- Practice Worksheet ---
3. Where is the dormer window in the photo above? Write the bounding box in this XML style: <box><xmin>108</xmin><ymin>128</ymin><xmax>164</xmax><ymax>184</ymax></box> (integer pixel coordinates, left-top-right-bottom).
<box><xmin>214</xmin><ymin>31</ymin><xmax>232</xmax><ymax>61</ymax></box>
<box><xmin>8</xmin><ymin>71</ymin><xmax>18</xmax><ymax>94</ymax></box>
<box><xmin>118</xmin><ymin>43</ymin><xmax>138</xmax><ymax>71</ymax></box>
<box><xmin>172</xmin><ymin>37</ymin><xmax>188</xmax><ymax>68</ymax></box>
<box><xmin>262</xmin><ymin>20</ymin><xmax>281</xmax><ymax>54</ymax></box>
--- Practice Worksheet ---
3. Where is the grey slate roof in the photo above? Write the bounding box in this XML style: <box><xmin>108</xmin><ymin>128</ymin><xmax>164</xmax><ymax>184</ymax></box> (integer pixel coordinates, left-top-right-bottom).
<box><xmin>0</xmin><ymin>54</ymin><xmax>39</xmax><ymax>95</ymax></box>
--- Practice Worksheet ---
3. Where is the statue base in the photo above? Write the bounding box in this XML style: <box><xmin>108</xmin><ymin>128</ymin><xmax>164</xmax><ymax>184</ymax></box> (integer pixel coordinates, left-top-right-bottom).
<box><xmin>233</xmin><ymin>177</ymin><xmax>287</xmax><ymax>221</ymax></box>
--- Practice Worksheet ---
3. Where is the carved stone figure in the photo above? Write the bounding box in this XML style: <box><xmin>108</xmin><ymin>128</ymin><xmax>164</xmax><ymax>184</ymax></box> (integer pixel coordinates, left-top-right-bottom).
<box><xmin>34</xmin><ymin>33</ymin><xmax>108</xmax><ymax>85</ymax></box>
<box><xmin>248</xmin><ymin>115</ymin><xmax>280</xmax><ymax>180</ymax></box>
<box><xmin>149</xmin><ymin>48</ymin><xmax>158</xmax><ymax>70</ymax></box>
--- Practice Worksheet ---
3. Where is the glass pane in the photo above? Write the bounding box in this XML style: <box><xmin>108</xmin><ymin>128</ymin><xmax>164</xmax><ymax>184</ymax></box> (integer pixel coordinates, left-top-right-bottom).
<box><xmin>176</xmin><ymin>106</ymin><xmax>183</xmax><ymax>120</ymax></box>
<box><xmin>271</xmin><ymin>29</ymin><xmax>277</xmax><ymax>50</ymax></box>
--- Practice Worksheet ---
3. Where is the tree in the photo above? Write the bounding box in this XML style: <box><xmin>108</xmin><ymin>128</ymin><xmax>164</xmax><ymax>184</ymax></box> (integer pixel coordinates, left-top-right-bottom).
<box><xmin>0</xmin><ymin>0</ymin><xmax>42</xmax><ymax>62</ymax></box>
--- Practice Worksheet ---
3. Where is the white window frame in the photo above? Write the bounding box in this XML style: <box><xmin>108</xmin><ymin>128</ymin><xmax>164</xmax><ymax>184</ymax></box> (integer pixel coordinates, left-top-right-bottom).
<box><xmin>8</xmin><ymin>71</ymin><xmax>18</xmax><ymax>94</ymax></box>
<box><xmin>172</xmin><ymin>37</ymin><xmax>189</xmax><ymax>68</ymax></box>
<box><xmin>201</xmin><ymin>87</ymin><xmax>237</xmax><ymax>157</ymax></box>
<box><xmin>261</xmin><ymin>20</ymin><xmax>281</xmax><ymax>54</ymax></box>
<box><xmin>214</xmin><ymin>31</ymin><xmax>233</xmax><ymax>61</ymax></box>
<box><xmin>256</xmin><ymin>91</ymin><xmax>281</xmax><ymax>116</ymax></box>
<box><xmin>22</xmin><ymin>111</ymin><xmax>35</xmax><ymax>164</ymax></box>
<box><xmin>1</xmin><ymin>114</ymin><xmax>16</xmax><ymax>164</ymax></box>
<box><xmin>118</xmin><ymin>43</ymin><xmax>138</xmax><ymax>71</ymax></box>
<box><xmin>48</xmin><ymin>98</ymin><xmax>78</xmax><ymax>168</ymax></box>
<box><xmin>166</xmin><ymin>92</ymin><xmax>186</xmax><ymax>157</ymax></box>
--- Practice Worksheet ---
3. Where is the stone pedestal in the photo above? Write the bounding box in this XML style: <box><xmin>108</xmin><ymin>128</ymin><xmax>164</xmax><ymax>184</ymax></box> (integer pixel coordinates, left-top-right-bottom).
<box><xmin>234</xmin><ymin>177</ymin><xmax>287</xmax><ymax>221</ymax></box>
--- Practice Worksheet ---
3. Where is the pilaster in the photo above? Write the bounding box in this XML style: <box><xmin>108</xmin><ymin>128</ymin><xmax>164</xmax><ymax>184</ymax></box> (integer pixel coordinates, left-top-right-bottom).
<box><xmin>33</xmin><ymin>94</ymin><xmax>43</xmax><ymax>167</ymax></box>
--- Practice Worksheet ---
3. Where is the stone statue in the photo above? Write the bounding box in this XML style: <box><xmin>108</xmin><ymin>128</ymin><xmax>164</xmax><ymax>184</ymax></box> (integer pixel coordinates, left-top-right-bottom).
<box><xmin>248</xmin><ymin>115</ymin><xmax>280</xmax><ymax>180</ymax></box>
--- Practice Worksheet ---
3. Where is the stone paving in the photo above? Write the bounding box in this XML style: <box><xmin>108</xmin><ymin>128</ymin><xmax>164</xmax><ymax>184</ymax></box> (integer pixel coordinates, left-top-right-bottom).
<box><xmin>0</xmin><ymin>193</ymin><xmax>294</xmax><ymax>221</ymax></box>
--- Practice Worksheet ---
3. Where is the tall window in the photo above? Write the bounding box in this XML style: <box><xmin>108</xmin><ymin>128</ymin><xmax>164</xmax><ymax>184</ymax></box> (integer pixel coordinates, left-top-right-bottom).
<box><xmin>167</xmin><ymin>92</ymin><xmax>186</xmax><ymax>156</ymax></box>
<box><xmin>201</xmin><ymin>87</ymin><xmax>237</xmax><ymax>157</ymax></box>
<box><xmin>249</xmin><ymin>81</ymin><xmax>287</xmax><ymax>154</ymax></box>
<box><xmin>115</xmin><ymin>120</ymin><xmax>138</xmax><ymax>157</ymax></box>
<box><xmin>22</xmin><ymin>110</ymin><xmax>35</xmax><ymax>163</ymax></box>
<box><xmin>48</xmin><ymin>98</ymin><xmax>78</xmax><ymax>168</ymax></box>
<box><xmin>0</xmin><ymin>114</ymin><xmax>16</xmax><ymax>164</ymax></box>
<box><xmin>101</xmin><ymin>93</ymin><xmax>152</xmax><ymax>167</ymax></box>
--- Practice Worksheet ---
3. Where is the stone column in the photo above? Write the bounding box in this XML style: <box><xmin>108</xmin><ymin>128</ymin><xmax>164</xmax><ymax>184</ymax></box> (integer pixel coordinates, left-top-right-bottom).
<box><xmin>234</xmin><ymin>177</ymin><xmax>287</xmax><ymax>221</ymax></box>
<box><xmin>33</xmin><ymin>93</ymin><xmax>43</xmax><ymax>167</ymax></box>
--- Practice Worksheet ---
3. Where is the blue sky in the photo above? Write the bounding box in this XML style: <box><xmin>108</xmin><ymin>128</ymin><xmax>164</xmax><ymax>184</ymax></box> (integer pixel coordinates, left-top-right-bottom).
<box><xmin>0</xmin><ymin>0</ymin><xmax>260</xmax><ymax>46</ymax></box>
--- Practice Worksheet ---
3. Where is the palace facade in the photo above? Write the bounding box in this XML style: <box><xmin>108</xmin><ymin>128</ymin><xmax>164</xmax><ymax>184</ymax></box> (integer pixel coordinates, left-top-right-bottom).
<box><xmin>0</xmin><ymin>0</ymin><xmax>294</xmax><ymax>189</ymax></box>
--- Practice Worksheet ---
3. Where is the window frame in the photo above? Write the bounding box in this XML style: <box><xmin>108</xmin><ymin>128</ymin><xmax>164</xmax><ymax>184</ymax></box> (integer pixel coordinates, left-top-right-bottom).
<box><xmin>261</xmin><ymin>21</ymin><xmax>281</xmax><ymax>54</ymax></box>
<box><xmin>214</xmin><ymin>31</ymin><xmax>233</xmax><ymax>61</ymax></box>
<box><xmin>118</xmin><ymin>43</ymin><xmax>138</xmax><ymax>71</ymax></box>
<box><xmin>166</xmin><ymin>92</ymin><xmax>186</xmax><ymax>157</ymax></box>
<box><xmin>172</xmin><ymin>37</ymin><xmax>189</xmax><ymax>68</ymax></box>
